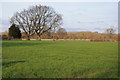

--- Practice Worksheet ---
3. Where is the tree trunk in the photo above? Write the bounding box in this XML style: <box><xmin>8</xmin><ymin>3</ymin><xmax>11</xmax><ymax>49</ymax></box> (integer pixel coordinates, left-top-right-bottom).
<box><xmin>27</xmin><ymin>36</ymin><xmax>30</xmax><ymax>40</ymax></box>
<box><xmin>109</xmin><ymin>34</ymin><xmax>112</xmax><ymax>39</ymax></box>
<box><xmin>53</xmin><ymin>34</ymin><xmax>56</xmax><ymax>41</ymax></box>
<box><xmin>53</xmin><ymin>27</ymin><xmax>56</xmax><ymax>41</ymax></box>
<box><xmin>38</xmin><ymin>35</ymin><xmax>41</xmax><ymax>41</ymax></box>
<box><xmin>53</xmin><ymin>38</ymin><xmax>55</xmax><ymax>41</ymax></box>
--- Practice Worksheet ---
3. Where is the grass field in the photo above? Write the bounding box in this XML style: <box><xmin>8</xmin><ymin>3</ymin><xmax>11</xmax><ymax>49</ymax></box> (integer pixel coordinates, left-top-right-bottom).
<box><xmin>2</xmin><ymin>40</ymin><xmax>118</xmax><ymax>78</ymax></box>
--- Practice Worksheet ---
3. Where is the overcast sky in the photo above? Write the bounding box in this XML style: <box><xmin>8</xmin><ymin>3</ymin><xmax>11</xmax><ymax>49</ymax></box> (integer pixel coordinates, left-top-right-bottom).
<box><xmin>0</xmin><ymin>1</ymin><xmax>118</xmax><ymax>33</ymax></box>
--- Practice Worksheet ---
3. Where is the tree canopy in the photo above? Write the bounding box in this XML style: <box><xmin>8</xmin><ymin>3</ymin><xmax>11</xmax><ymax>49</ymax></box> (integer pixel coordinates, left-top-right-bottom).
<box><xmin>10</xmin><ymin>5</ymin><xmax>62</xmax><ymax>40</ymax></box>
<box><xmin>9</xmin><ymin>24</ymin><xmax>22</xmax><ymax>39</ymax></box>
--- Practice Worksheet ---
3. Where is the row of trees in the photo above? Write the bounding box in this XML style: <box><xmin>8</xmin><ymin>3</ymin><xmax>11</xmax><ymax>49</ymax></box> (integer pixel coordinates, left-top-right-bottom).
<box><xmin>66</xmin><ymin>31</ymin><xmax>117</xmax><ymax>40</ymax></box>
<box><xmin>4</xmin><ymin>27</ymin><xmax>118</xmax><ymax>41</ymax></box>
<box><xmin>8</xmin><ymin>21</ymin><xmax>117</xmax><ymax>40</ymax></box>
<box><xmin>10</xmin><ymin>5</ymin><xmax>62</xmax><ymax>40</ymax></box>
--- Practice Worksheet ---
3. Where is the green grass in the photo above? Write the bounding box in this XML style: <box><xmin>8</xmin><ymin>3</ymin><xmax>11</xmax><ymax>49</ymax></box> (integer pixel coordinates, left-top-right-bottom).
<box><xmin>2</xmin><ymin>40</ymin><xmax>118</xmax><ymax>78</ymax></box>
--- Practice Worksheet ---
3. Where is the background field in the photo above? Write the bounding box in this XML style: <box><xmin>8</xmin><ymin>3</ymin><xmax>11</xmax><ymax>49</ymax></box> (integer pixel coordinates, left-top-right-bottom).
<box><xmin>2</xmin><ymin>41</ymin><xmax>118</xmax><ymax>78</ymax></box>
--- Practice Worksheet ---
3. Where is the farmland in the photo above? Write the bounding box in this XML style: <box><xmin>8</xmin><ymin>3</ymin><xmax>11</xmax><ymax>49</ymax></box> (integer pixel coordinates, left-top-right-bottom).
<box><xmin>2</xmin><ymin>40</ymin><xmax>118</xmax><ymax>78</ymax></box>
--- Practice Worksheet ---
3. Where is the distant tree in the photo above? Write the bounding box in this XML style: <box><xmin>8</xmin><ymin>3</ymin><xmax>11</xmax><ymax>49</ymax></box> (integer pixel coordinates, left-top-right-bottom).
<box><xmin>41</xmin><ymin>30</ymin><xmax>53</xmax><ymax>39</ymax></box>
<box><xmin>105</xmin><ymin>28</ymin><xmax>116</xmax><ymax>39</ymax></box>
<box><xmin>57</xmin><ymin>28</ymin><xmax>67</xmax><ymax>39</ymax></box>
<box><xmin>2</xmin><ymin>30</ymin><xmax>8</xmax><ymax>36</ymax></box>
<box><xmin>9</xmin><ymin>24</ymin><xmax>21</xmax><ymax>39</ymax></box>
<box><xmin>1</xmin><ymin>30</ymin><xmax>9</xmax><ymax>40</ymax></box>
<box><xmin>10</xmin><ymin>5</ymin><xmax>62</xmax><ymax>40</ymax></box>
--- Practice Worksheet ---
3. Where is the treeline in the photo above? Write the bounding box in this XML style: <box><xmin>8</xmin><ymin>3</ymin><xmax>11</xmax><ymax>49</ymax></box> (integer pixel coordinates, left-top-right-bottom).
<box><xmin>23</xmin><ymin>31</ymin><xmax>118</xmax><ymax>41</ymax></box>
<box><xmin>67</xmin><ymin>31</ymin><xmax>118</xmax><ymax>41</ymax></box>
<box><xmin>2</xmin><ymin>30</ymin><xmax>119</xmax><ymax>42</ymax></box>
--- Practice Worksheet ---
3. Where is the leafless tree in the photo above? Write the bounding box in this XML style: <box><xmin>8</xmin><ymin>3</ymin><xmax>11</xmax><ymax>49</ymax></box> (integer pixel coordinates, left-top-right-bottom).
<box><xmin>105</xmin><ymin>28</ymin><xmax>116</xmax><ymax>39</ymax></box>
<box><xmin>57</xmin><ymin>28</ymin><xmax>67</xmax><ymax>39</ymax></box>
<box><xmin>10</xmin><ymin>11</ymin><xmax>34</xmax><ymax>40</ymax></box>
<box><xmin>10</xmin><ymin>5</ymin><xmax>62</xmax><ymax>40</ymax></box>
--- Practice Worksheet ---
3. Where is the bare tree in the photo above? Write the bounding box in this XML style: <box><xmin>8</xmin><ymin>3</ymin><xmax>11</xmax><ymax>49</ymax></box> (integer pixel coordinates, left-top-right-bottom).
<box><xmin>57</xmin><ymin>28</ymin><xmax>67</xmax><ymax>39</ymax></box>
<box><xmin>10</xmin><ymin>5</ymin><xmax>62</xmax><ymax>40</ymax></box>
<box><xmin>10</xmin><ymin>11</ymin><xmax>34</xmax><ymax>40</ymax></box>
<box><xmin>105</xmin><ymin>28</ymin><xmax>116</xmax><ymax>39</ymax></box>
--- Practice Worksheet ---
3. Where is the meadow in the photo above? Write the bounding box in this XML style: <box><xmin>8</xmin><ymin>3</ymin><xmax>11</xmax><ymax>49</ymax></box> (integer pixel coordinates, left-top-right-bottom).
<box><xmin>2</xmin><ymin>40</ymin><xmax>118</xmax><ymax>78</ymax></box>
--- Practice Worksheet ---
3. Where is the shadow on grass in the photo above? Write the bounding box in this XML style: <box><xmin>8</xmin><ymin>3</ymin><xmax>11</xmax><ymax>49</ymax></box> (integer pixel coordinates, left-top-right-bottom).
<box><xmin>2</xmin><ymin>60</ymin><xmax>26</xmax><ymax>67</ymax></box>
<box><xmin>2</xmin><ymin>41</ymin><xmax>53</xmax><ymax>47</ymax></box>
